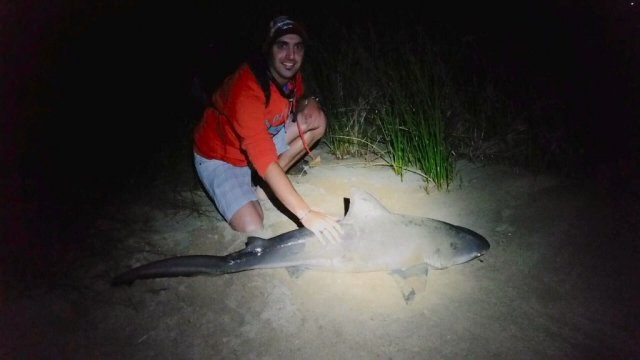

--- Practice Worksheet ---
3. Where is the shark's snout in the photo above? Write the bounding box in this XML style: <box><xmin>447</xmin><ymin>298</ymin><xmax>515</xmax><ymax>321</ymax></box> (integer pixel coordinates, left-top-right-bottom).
<box><xmin>449</xmin><ymin>225</ymin><xmax>490</xmax><ymax>265</ymax></box>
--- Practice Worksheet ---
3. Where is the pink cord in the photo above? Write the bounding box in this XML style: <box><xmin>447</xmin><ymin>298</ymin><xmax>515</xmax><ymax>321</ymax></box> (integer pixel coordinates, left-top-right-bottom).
<box><xmin>296</xmin><ymin>120</ymin><xmax>315</xmax><ymax>160</ymax></box>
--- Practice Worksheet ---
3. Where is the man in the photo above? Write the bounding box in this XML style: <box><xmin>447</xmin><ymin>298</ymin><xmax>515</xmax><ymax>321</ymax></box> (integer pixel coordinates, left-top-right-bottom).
<box><xmin>193</xmin><ymin>16</ymin><xmax>342</xmax><ymax>244</ymax></box>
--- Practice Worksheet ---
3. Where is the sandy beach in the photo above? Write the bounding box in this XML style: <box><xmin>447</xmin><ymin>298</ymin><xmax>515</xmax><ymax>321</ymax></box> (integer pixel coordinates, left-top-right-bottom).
<box><xmin>2</xmin><ymin>143</ymin><xmax>637</xmax><ymax>359</ymax></box>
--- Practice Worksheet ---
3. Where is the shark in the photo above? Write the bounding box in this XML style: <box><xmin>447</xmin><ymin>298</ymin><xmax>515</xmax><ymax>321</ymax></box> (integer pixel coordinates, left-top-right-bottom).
<box><xmin>111</xmin><ymin>188</ymin><xmax>490</xmax><ymax>303</ymax></box>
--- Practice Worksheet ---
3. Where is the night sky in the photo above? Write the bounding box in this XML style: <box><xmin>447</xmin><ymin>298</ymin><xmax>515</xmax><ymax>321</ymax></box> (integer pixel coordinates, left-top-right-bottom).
<box><xmin>2</xmin><ymin>1</ymin><xmax>638</xmax><ymax>266</ymax></box>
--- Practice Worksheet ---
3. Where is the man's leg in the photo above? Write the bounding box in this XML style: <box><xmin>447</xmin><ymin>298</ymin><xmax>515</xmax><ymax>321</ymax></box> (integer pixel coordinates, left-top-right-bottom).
<box><xmin>229</xmin><ymin>201</ymin><xmax>263</xmax><ymax>233</ymax></box>
<box><xmin>194</xmin><ymin>153</ymin><xmax>264</xmax><ymax>233</ymax></box>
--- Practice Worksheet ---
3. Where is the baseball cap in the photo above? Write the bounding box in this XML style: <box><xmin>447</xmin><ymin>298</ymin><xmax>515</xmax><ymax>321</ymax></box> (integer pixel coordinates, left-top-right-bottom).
<box><xmin>264</xmin><ymin>16</ymin><xmax>309</xmax><ymax>49</ymax></box>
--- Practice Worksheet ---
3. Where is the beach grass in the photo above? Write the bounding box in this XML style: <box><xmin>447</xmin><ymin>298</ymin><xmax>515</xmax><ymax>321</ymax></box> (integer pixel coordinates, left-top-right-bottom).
<box><xmin>307</xmin><ymin>21</ymin><xmax>578</xmax><ymax>191</ymax></box>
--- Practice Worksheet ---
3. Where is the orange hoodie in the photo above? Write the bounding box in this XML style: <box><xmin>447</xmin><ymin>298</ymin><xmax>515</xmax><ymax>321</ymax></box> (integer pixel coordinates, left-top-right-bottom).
<box><xmin>193</xmin><ymin>64</ymin><xmax>304</xmax><ymax>177</ymax></box>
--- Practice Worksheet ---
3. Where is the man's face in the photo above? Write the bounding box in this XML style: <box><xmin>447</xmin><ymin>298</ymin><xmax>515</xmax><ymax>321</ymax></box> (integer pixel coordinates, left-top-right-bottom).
<box><xmin>268</xmin><ymin>34</ymin><xmax>305</xmax><ymax>85</ymax></box>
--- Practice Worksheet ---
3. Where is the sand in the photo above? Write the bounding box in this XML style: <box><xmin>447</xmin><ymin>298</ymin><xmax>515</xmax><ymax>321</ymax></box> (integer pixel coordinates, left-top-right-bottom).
<box><xmin>2</xmin><ymin>144</ymin><xmax>638</xmax><ymax>359</ymax></box>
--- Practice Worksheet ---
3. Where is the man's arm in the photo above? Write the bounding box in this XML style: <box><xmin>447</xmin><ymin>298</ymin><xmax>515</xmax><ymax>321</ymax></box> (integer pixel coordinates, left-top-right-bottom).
<box><xmin>263</xmin><ymin>162</ymin><xmax>342</xmax><ymax>245</ymax></box>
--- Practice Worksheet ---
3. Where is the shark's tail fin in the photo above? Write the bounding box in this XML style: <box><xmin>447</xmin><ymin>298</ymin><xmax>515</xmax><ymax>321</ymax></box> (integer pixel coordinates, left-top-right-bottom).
<box><xmin>111</xmin><ymin>255</ymin><xmax>228</xmax><ymax>286</ymax></box>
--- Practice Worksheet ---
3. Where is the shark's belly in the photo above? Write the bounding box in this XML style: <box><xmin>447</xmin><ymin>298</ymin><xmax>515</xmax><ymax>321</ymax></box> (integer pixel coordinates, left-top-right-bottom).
<box><xmin>292</xmin><ymin>229</ymin><xmax>428</xmax><ymax>273</ymax></box>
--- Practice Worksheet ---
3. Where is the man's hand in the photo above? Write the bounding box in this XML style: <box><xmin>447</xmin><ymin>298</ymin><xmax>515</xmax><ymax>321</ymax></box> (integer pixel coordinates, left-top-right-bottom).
<box><xmin>300</xmin><ymin>209</ymin><xmax>343</xmax><ymax>245</ymax></box>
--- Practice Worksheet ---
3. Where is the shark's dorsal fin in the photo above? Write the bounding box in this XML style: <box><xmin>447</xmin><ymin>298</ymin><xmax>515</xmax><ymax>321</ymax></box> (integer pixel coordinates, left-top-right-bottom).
<box><xmin>344</xmin><ymin>188</ymin><xmax>391</xmax><ymax>221</ymax></box>
<box><xmin>245</xmin><ymin>236</ymin><xmax>268</xmax><ymax>252</ymax></box>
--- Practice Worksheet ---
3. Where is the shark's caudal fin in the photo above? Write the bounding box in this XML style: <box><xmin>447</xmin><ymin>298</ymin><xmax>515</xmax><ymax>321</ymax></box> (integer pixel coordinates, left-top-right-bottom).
<box><xmin>111</xmin><ymin>255</ymin><xmax>228</xmax><ymax>286</ymax></box>
<box><xmin>111</xmin><ymin>237</ymin><xmax>277</xmax><ymax>286</ymax></box>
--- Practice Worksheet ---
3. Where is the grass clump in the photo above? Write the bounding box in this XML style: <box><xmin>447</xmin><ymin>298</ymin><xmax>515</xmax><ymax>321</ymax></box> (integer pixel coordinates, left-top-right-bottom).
<box><xmin>308</xmin><ymin>20</ymin><xmax>577</xmax><ymax>190</ymax></box>
<box><xmin>310</xmin><ymin>25</ymin><xmax>454</xmax><ymax>190</ymax></box>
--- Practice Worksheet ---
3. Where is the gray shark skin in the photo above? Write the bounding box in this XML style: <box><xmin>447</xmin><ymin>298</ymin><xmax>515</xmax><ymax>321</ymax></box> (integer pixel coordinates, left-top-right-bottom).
<box><xmin>112</xmin><ymin>188</ymin><xmax>490</xmax><ymax>302</ymax></box>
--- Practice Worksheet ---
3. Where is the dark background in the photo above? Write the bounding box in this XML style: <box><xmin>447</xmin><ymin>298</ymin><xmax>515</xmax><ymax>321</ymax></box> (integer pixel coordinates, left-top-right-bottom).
<box><xmin>2</xmin><ymin>1</ymin><xmax>638</xmax><ymax>274</ymax></box>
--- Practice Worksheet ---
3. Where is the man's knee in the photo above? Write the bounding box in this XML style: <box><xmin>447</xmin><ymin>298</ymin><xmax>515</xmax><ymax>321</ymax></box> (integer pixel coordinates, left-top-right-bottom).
<box><xmin>298</xmin><ymin>107</ymin><xmax>327</xmax><ymax>132</ymax></box>
<box><xmin>304</xmin><ymin>110</ymin><xmax>327</xmax><ymax>138</ymax></box>
<box><xmin>316</xmin><ymin>112</ymin><xmax>327</xmax><ymax>134</ymax></box>
<box><xmin>229</xmin><ymin>202</ymin><xmax>264</xmax><ymax>233</ymax></box>
<box><xmin>232</xmin><ymin>221</ymin><xmax>263</xmax><ymax>233</ymax></box>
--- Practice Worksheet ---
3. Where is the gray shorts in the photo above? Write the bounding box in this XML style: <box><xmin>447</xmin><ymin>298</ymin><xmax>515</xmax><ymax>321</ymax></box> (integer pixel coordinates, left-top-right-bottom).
<box><xmin>194</xmin><ymin>127</ymin><xmax>289</xmax><ymax>222</ymax></box>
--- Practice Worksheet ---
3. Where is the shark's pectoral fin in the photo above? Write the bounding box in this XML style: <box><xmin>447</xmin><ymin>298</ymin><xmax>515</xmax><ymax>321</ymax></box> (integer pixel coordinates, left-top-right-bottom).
<box><xmin>391</xmin><ymin>263</ymin><xmax>430</xmax><ymax>279</ymax></box>
<box><xmin>285</xmin><ymin>266</ymin><xmax>307</xmax><ymax>279</ymax></box>
<box><xmin>389</xmin><ymin>263</ymin><xmax>430</xmax><ymax>305</ymax></box>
